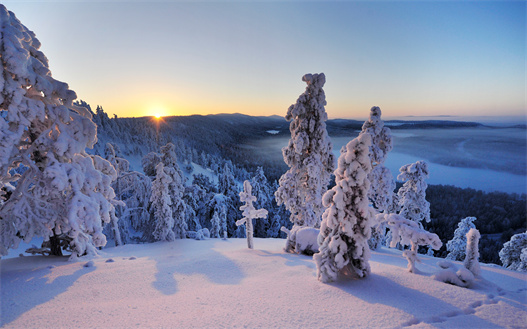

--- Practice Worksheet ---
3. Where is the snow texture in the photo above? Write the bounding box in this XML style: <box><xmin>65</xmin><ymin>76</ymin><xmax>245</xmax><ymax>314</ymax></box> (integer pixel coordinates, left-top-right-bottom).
<box><xmin>275</xmin><ymin>73</ymin><xmax>334</xmax><ymax>230</ymax></box>
<box><xmin>314</xmin><ymin>133</ymin><xmax>374</xmax><ymax>282</ymax></box>
<box><xmin>2</xmin><ymin>238</ymin><xmax>526</xmax><ymax>329</ymax></box>
<box><xmin>446</xmin><ymin>216</ymin><xmax>477</xmax><ymax>261</ymax></box>
<box><xmin>236</xmin><ymin>181</ymin><xmax>268</xmax><ymax>249</ymax></box>
<box><xmin>0</xmin><ymin>6</ymin><xmax>118</xmax><ymax>259</ymax></box>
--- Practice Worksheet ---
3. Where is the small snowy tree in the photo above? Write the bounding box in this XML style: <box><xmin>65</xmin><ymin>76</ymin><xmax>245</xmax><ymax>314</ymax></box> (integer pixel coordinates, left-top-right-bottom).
<box><xmin>0</xmin><ymin>6</ymin><xmax>119</xmax><ymax>258</ymax></box>
<box><xmin>250</xmin><ymin>167</ymin><xmax>272</xmax><ymax>238</ymax></box>
<box><xmin>397</xmin><ymin>161</ymin><xmax>430</xmax><ymax>227</ymax></box>
<box><xmin>499</xmin><ymin>231</ymin><xmax>527</xmax><ymax>272</ymax></box>
<box><xmin>209</xmin><ymin>194</ymin><xmax>227</xmax><ymax>239</ymax></box>
<box><xmin>236</xmin><ymin>181</ymin><xmax>268</xmax><ymax>249</ymax></box>
<box><xmin>464</xmin><ymin>228</ymin><xmax>481</xmax><ymax>276</ymax></box>
<box><xmin>446</xmin><ymin>217</ymin><xmax>477</xmax><ymax>261</ymax></box>
<box><xmin>314</xmin><ymin>134</ymin><xmax>374</xmax><ymax>283</ymax></box>
<box><xmin>150</xmin><ymin>163</ymin><xmax>175</xmax><ymax>242</ymax></box>
<box><xmin>378</xmin><ymin>213</ymin><xmax>442</xmax><ymax>273</ymax></box>
<box><xmin>275</xmin><ymin>73</ymin><xmax>334</xmax><ymax>253</ymax></box>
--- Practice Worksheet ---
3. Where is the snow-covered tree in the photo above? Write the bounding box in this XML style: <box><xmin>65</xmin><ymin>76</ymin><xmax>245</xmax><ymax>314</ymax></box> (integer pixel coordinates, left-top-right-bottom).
<box><xmin>397</xmin><ymin>161</ymin><xmax>430</xmax><ymax>226</ymax></box>
<box><xmin>275</xmin><ymin>73</ymin><xmax>334</xmax><ymax>250</ymax></box>
<box><xmin>464</xmin><ymin>228</ymin><xmax>481</xmax><ymax>276</ymax></box>
<box><xmin>236</xmin><ymin>181</ymin><xmax>268</xmax><ymax>249</ymax></box>
<box><xmin>0</xmin><ymin>6</ymin><xmax>119</xmax><ymax>258</ymax></box>
<box><xmin>150</xmin><ymin>163</ymin><xmax>175</xmax><ymax>242</ymax></box>
<box><xmin>499</xmin><ymin>231</ymin><xmax>527</xmax><ymax>272</ymax></box>
<box><xmin>446</xmin><ymin>217</ymin><xmax>477</xmax><ymax>261</ymax></box>
<box><xmin>209</xmin><ymin>194</ymin><xmax>227</xmax><ymax>239</ymax></box>
<box><xmin>377</xmin><ymin>213</ymin><xmax>442</xmax><ymax>273</ymax></box>
<box><xmin>314</xmin><ymin>134</ymin><xmax>374</xmax><ymax>283</ymax></box>
<box><xmin>160</xmin><ymin>143</ymin><xmax>187</xmax><ymax>239</ymax></box>
<box><xmin>142</xmin><ymin>152</ymin><xmax>162</xmax><ymax>178</ymax></box>
<box><xmin>250</xmin><ymin>167</ymin><xmax>272</xmax><ymax>238</ymax></box>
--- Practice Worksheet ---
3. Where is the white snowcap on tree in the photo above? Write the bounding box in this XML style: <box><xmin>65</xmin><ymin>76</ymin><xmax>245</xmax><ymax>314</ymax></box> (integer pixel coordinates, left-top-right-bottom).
<box><xmin>314</xmin><ymin>133</ymin><xmax>374</xmax><ymax>283</ymax></box>
<box><xmin>275</xmin><ymin>72</ymin><xmax>334</xmax><ymax>230</ymax></box>
<box><xmin>397</xmin><ymin>160</ymin><xmax>431</xmax><ymax>225</ymax></box>
<box><xmin>0</xmin><ymin>5</ymin><xmax>119</xmax><ymax>258</ymax></box>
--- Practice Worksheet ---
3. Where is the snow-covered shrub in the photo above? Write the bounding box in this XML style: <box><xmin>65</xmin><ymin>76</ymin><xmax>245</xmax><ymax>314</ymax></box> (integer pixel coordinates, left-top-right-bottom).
<box><xmin>397</xmin><ymin>161</ymin><xmax>430</xmax><ymax>226</ymax></box>
<box><xmin>142</xmin><ymin>152</ymin><xmax>162</xmax><ymax>177</ymax></box>
<box><xmin>434</xmin><ymin>261</ymin><xmax>475</xmax><ymax>288</ymax></box>
<box><xmin>236</xmin><ymin>181</ymin><xmax>268</xmax><ymax>249</ymax></box>
<box><xmin>446</xmin><ymin>217</ymin><xmax>477</xmax><ymax>261</ymax></box>
<box><xmin>378</xmin><ymin>213</ymin><xmax>442</xmax><ymax>273</ymax></box>
<box><xmin>499</xmin><ymin>231</ymin><xmax>527</xmax><ymax>272</ymax></box>
<box><xmin>0</xmin><ymin>6</ymin><xmax>119</xmax><ymax>258</ymax></box>
<box><xmin>150</xmin><ymin>163</ymin><xmax>175</xmax><ymax>242</ymax></box>
<box><xmin>314</xmin><ymin>134</ymin><xmax>374</xmax><ymax>282</ymax></box>
<box><xmin>275</xmin><ymin>73</ymin><xmax>334</xmax><ymax>234</ymax></box>
<box><xmin>281</xmin><ymin>226</ymin><xmax>319</xmax><ymax>255</ymax></box>
<box><xmin>464</xmin><ymin>228</ymin><xmax>481</xmax><ymax>276</ymax></box>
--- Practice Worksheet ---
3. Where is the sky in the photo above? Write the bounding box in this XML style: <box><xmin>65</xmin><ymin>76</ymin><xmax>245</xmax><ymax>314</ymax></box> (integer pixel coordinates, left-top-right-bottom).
<box><xmin>3</xmin><ymin>0</ymin><xmax>526</xmax><ymax>119</ymax></box>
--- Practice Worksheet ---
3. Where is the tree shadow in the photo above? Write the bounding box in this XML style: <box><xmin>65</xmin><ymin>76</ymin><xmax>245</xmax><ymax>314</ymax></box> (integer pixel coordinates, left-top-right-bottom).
<box><xmin>257</xmin><ymin>249</ymin><xmax>316</xmax><ymax>270</ymax></box>
<box><xmin>150</xmin><ymin>244</ymin><xmax>246</xmax><ymax>295</ymax></box>
<box><xmin>1</xmin><ymin>256</ymin><xmax>95</xmax><ymax>327</ymax></box>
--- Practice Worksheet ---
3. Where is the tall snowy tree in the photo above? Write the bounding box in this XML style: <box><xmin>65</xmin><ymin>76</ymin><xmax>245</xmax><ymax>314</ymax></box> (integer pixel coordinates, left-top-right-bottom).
<box><xmin>0</xmin><ymin>6</ymin><xmax>119</xmax><ymax>258</ymax></box>
<box><xmin>160</xmin><ymin>143</ymin><xmax>187</xmax><ymax>239</ymax></box>
<box><xmin>397</xmin><ymin>161</ymin><xmax>430</xmax><ymax>227</ymax></box>
<box><xmin>499</xmin><ymin>231</ymin><xmax>527</xmax><ymax>272</ymax></box>
<box><xmin>446</xmin><ymin>217</ymin><xmax>477</xmax><ymax>261</ymax></box>
<box><xmin>150</xmin><ymin>163</ymin><xmax>175</xmax><ymax>242</ymax></box>
<box><xmin>275</xmin><ymin>73</ymin><xmax>334</xmax><ymax>247</ymax></box>
<box><xmin>218</xmin><ymin>163</ymin><xmax>240</xmax><ymax>236</ymax></box>
<box><xmin>236</xmin><ymin>181</ymin><xmax>268</xmax><ymax>249</ymax></box>
<box><xmin>314</xmin><ymin>134</ymin><xmax>374</xmax><ymax>283</ymax></box>
<box><xmin>464</xmin><ymin>228</ymin><xmax>481</xmax><ymax>277</ymax></box>
<box><xmin>250</xmin><ymin>167</ymin><xmax>272</xmax><ymax>238</ymax></box>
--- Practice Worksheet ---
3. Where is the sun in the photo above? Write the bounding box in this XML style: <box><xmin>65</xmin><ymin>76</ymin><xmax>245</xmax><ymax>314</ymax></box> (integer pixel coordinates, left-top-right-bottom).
<box><xmin>154</xmin><ymin>114</ymin><xmax>162</xmax><ymax>119</ymax></box>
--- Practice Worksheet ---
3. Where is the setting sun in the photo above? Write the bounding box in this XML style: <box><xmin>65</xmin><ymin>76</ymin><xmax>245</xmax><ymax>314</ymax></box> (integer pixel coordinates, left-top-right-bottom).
<box><xmin>154</xmin><ymin>114</ymin><xmax>162</xmax><ymax>119</ymax></box>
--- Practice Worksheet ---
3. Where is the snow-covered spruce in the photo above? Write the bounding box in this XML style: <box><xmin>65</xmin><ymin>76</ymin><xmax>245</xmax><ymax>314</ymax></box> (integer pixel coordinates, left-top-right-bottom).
<box><xmin>236</xmin><ymin>181</ymin><xmax>268</xmax><ymax>249</ymax></box>
<box><xmin>464</xmin><ymin>228</ymin><xmax>481</xmax><ymax>276</ymax></box>
<box><xmin>275</xmin><ymin>73</ymin><xmax>334</xmax><ymax>235</ymax></box>
<box><xmin>360</xmin><ymin>106</ymin><xmax>395</xmax><ymax>250</ymax></box>
<box><xmin>397</xmin><ymin>161</ymin><xmax>430</xmax><ymax>226</ymax></box>
<box><xmin>499</xmin><ymin>231</ymin><xmax>527</xmax><ymax>272</ymax></box>
<box><xmin>0</xmin><ymin>6</ymin><xmax>119</xmax><ymax>259</ymax></box>
<box><xmin>377</xmin><ymin>213</ymin><xmax>442</xmax><ymax>273</ymax></box>
<box><xmin>314</xmin><ymin>133</ymin><xmax>374</xmax><ymax>283</ymax></box>
<box><xmin>160</xmin><ymin>143</ymin><xmax>187</xmax><ymax>239</ymax></box>
<box><xmin>209</xmin><ymin>194</ymin><xmax>228</xmax><ymax>239</ymax></box>
<box><xmin>150</xmin><ymin>163</ymin><xmax>175</xmax><ymax>242</ymax></box>
<box><xmin>446</xmin><ymin>216</ymin><xmax>477</xmax><ymax>261</ymax></box>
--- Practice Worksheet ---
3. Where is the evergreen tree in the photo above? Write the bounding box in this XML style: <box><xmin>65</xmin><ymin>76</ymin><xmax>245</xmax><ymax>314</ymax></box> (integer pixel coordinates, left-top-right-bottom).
<box><xmin>499</xmin><ymin>231</ymin><xmax>527</xmax><ymax>272</ymax></box>
<box><xmin>275</xmin><ymin>73</ymin><xmax>334</xmax><ymax>249</ymax></box>
<box><xmin>250</xmin><ymin>167</ymin><xmax>272</xmax><ymax>237</ymax></box>
<box><xmin>0</xmin><ymin>6</ymin><xmax>119</xmax><ymax>258</ymax></box>
<box><xmin>446</xmin><ymin>217</ymin><xmax>477</xmax><ymax>261</ymax></box>
<box><xmin>397</xmin><ymin>161</ymin><xmax>431</xmax><ymax>226</ymax></box>
<box><xmin>314</xmin><ymin>134</ymin><xmax>373</xmax><ymax>282</ymax></box>
<box><xmin>150</xmin><ymin>163</ymin><xmax>175</xmax><ymax>242</ymax></box>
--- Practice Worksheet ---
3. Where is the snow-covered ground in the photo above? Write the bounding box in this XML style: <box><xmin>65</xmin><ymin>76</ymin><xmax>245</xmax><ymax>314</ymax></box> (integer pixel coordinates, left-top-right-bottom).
<box><xmin>2</xmin><ymin>239</ymin><xmax>526</xmax><ymax>328</ymax></box>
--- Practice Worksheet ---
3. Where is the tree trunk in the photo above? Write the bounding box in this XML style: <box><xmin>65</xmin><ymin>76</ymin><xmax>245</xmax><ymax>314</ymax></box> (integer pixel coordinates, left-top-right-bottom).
<box><xmin>49</xmin><ymin>235</ymin><xmax>63</xmax><ymax>256</ymax></box>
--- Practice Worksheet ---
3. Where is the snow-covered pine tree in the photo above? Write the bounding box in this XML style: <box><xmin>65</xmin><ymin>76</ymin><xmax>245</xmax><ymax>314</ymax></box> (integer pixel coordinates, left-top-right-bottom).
<box><xmin>218</xmin><ymin>163</ymin><xmax>240</xmax><ymax>236</ymax></box>
<box><xmin>360</xmin><ymin>106</ymin><xmax>395</xmax><ymax>249</ymax></box>
<box><xmin>209</xmin><ymin>194</ymin><xmax>227</xmax><ymax>238</ymax></box>
<box><xmin>150</xmin><ymin>163</ymin><xmax>175</xmax><ymax>242</ymax></box>
<box><xmin>275</xmin><ymin>73</ymin><xmax>334</xmax><ymax>249</ymax></box>
<box><xmin>0</xmin><ymin>6</ymin><xmax>119</xmax><ymax>258</ymax></box>
<box><xmin>499</xmin><ymin>231</ymin><xmax>527</xmax><ymax>272</ymax></box>
<box><xmin>160</xmin><ymin>143</ymin><xmax>187</xmax><ymax>239</ymax></box>
<box><xmin>142</xmin><ymin>152</ymin><xmax>162</xmax><ymax>178</ymax></box>
<box><xmin>397</xmin><ymin>161</ymin><xmax>430</xmax><ymax>227</ymax></box>
<box><xmin>237</xmin><ymin>181</ymin><xmax>268</xmax><ymax>249</ymax></box>
<box><xmin>250</xmin><ymin>166</ymin><xmax>272</xmax><ymax>238</ymax></box>
<box><xmin>314</xmin><ymin>133</ymin><xmax>374</xmax><ymax>282</ymax></box>
<box><xmin>464</xmin><ymin>228</ymin><xmax>481</xmax><ymax>276</ymax></box>
<box><xmin>446</xmin><ymin>216</ymin><xmax>477</xmax><ymax>261</ymax></box>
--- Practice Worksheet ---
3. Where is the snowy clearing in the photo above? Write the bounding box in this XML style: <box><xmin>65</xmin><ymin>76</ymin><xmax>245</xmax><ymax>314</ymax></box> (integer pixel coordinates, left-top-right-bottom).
<box><xmin>2</xmin><ymin>238</ymin><xmax>526</xmax><ymax>328</ymax></box>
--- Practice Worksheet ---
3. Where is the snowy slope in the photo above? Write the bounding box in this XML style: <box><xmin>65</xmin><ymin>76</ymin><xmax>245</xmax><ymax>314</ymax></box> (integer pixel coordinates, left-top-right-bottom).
<box><xmin>1</xmin><ymin>239</ymin><xmax>526</xmax><ymax>328</ymax></box>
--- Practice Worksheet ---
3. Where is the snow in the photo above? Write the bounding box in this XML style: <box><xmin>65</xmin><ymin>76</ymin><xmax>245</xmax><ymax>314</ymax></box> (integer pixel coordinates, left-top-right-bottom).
<box><xmin>2</xmin><ymin>239</ymin><xmax>526</xmax><ymax>328</ymax></box>
<box><xmin>266</xmin><ymin>130</ymin><xmax>280</xmax><ymax>134</ymax></box>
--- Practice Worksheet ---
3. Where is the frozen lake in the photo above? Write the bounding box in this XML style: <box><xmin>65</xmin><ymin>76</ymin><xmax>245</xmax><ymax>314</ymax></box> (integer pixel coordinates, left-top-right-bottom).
<box><xmin>253</xmin><ymin>126</ymin><xmax>527</xmax><ymax>195</ymax></box>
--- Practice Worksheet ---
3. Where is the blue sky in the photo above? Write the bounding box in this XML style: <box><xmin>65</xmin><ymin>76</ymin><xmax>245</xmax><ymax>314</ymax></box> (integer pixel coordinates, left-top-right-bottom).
<box><xmin>4</xmin><ymin>1</ymin><xmax>525</xmax><ymax>119</ymax></box>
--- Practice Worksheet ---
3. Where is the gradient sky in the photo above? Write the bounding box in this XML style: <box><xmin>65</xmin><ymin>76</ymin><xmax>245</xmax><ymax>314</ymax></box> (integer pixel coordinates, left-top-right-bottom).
<box><xmin>4</xmin><ymin>1</ymin><xmax>525</xmax><ymax>119</ymax></box>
